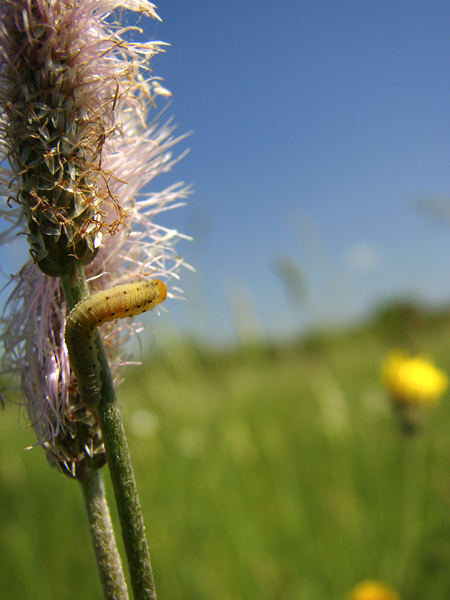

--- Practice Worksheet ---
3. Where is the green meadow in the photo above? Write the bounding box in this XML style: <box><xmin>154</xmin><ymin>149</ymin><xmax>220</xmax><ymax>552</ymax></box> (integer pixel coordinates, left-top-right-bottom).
<box><xmin>2</xmin><ymin>302</ymin><xmax>450</xmax><ymax>599</ymax></box>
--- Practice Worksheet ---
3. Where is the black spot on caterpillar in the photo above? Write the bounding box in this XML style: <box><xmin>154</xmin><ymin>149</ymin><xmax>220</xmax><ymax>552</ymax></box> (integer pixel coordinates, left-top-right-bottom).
<box><xmin>65</xmin><ymin>279</ymin><xmax>167</xmax><ymax>407</ymax></box>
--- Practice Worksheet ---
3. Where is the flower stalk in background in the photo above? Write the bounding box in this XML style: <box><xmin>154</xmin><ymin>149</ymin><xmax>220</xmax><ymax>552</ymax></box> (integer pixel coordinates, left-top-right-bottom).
<box><xmin>0</xmin><ymin>1</ymin><xmax>190</xmax><ymax>597</ymax></box>
<box><xmin>347</xmin><ymin>580</ymin><xmax>401</xmax><ymax>600</ymax></box>
<box><xmin>381</xmin><ymin>350</ymin><xmax>448</xmax><ymax>433</ymax></box>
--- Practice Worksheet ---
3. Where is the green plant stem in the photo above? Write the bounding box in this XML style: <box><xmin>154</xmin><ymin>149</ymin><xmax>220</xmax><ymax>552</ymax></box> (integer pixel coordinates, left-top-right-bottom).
<box><xmin>398</xmin><ymin>433</ymin><xmax>426</xmax><ymax>592</ymax></box>
<box><xmin>95</xmin><ymin>340</ymin><xmax>157</xmax><ymax>600</ymax></box>
<box><xmin>80</xmin><ymin>470</ymin><xmax>129</xmax><ymax>600</ymax></box>
<box><xmin>60</xmin><ymin>265</ymin><xmax>89</xmax><ymax>307</ymax></box>
<box><xmin>60</xmin><ymin>266</ymin><xmax>157</xmax><ymax>600</ymax></box>
<box><xmin>60</xmin><ymin>267</ymin><xmax>129</xmax><ymax>599</ymax></box>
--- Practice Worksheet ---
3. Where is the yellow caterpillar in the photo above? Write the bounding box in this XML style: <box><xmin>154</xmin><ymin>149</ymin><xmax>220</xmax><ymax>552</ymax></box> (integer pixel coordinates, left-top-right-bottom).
<box><xmin>65</xmin><ymin>279</ymin><xmax>167</xmax><ymax>407</ymax></box>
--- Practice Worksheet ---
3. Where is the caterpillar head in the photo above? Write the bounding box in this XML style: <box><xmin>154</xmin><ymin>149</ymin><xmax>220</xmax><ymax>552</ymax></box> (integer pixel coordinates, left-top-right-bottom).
<box><xmin>151</xmin><ymin>279</ymin><xmax>167</xmax><ymax>304</ymax></box>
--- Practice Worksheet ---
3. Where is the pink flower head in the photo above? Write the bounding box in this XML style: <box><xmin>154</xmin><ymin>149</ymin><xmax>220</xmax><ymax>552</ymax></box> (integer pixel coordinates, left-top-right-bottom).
<box><xmin>0</xmin><ymin>0</ymin><xmax>191</xmax><ymax>475</ymax></box>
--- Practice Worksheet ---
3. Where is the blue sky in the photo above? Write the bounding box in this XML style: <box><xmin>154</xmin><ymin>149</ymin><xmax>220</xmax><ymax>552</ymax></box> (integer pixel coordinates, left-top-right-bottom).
<box><xmin>147</xmin><ymin>1</ymin><xmax>450</xmax><ymax>343</ymax></box>
<box><xmin>2</xmin><ymin>1</ymin><xmax>450</xmax><ymax>344</ymax></box>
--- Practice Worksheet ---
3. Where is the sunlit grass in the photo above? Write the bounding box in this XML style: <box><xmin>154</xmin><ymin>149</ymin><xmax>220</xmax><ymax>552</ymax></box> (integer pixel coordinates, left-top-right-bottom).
<box><xmin>2</xmin><ymin>302</ymin><xmax>450</xmax><ymax>599</ymax></box>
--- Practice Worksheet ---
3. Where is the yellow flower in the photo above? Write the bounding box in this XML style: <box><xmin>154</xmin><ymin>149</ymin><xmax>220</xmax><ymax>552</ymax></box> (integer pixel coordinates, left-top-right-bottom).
<box><xmin>347</xmin><ymin>580</ymin><xmax>400</xmax><ymax>600</ymax></box>
<box><xmin>381</xmin><ymin>350</ymin><xmax>448</xmax><ymax>406</ymax></box>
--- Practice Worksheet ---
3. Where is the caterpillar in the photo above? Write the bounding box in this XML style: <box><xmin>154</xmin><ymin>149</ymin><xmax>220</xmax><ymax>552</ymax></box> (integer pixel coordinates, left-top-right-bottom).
<box><xmin>65</xmin><ymin>279</ymin><xmax>167</xmax><ymax>407</ymax></box>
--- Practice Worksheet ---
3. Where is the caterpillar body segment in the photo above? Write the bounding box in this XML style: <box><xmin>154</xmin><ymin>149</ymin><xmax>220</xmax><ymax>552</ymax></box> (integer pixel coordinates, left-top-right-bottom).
<box><xmin>65</xmin><ymin>279</ymin><xmax>167</xmax><ymax>407</ymax></box>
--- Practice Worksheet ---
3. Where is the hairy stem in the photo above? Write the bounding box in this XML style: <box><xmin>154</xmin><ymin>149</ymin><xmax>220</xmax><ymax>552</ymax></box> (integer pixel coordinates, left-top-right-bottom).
<box><xmin>80</xmin><ymin>471</ymin><xmax>129</xmax><ymax>600</ymax></box>
<box><xmin>95</xmin><ymin>341</ymin><xmax>157</xmax><ymax>600</ymax></box>
<box><xmin>60</xmin><ymin>268</ymin><xmax>129</xmax><ymax>599</ymax></box>
<box><xmin>60</xmin><ymin>266</ymin><xmax>157</xmax><ymax>600</ymax></box>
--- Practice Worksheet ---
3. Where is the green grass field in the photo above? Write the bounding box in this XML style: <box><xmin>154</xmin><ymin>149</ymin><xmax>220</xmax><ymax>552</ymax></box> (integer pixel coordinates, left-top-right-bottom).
<box><xmin>2</xmin><ymin>302</ymin><xmax>450</xmax><ymax>599</ymax></box>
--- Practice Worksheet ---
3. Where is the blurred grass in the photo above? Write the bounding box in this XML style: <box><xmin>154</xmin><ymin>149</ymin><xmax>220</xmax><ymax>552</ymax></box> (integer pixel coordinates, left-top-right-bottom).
<box><xmin>2</xmin><ymin>301</ymin><xmax>450</xmax><ymax>599</ymax></box>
